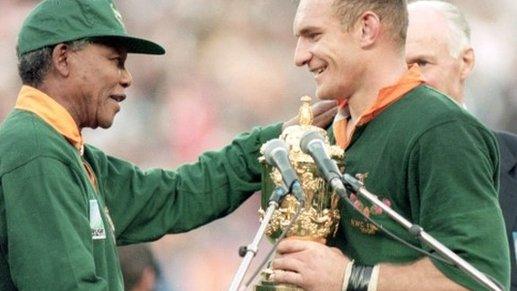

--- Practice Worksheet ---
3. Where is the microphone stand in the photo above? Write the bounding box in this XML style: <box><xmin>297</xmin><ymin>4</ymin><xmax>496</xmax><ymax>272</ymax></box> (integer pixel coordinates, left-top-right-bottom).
<box><xmin>228</xmin><ymin>186</ymin><xmax>287</xmax><ymax>291</ymax></box>
<box><xmin>339</xmin><ymin>173</ymin><xmax>503</xmax><ymax>291</ymax></box>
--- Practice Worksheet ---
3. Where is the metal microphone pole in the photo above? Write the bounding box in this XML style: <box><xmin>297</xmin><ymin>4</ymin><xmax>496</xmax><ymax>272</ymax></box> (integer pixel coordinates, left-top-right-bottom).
<box><xmin>228</xmin><ymin>186</ymin><xmax>287</xmax><ymax>291</ymax></box>
<box><xmin>341</xmin><ymin>173</ymin><xmax>503</xmax><ymax>291</ymax></box>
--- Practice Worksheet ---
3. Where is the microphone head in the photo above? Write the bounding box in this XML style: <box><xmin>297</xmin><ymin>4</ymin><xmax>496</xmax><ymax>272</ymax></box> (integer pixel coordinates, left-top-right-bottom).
<box><xmin>300</xmin><ymin>130</ymin><xmax>325</xmax><ymax>154</ymax></box>
<box><xmin>263</xmin><ymin>138</ymin><xmax>289</xmax><ymax>166</ymax></box>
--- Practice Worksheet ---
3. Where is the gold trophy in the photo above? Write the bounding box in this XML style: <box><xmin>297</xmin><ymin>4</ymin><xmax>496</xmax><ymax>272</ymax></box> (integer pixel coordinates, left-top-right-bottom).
<box><xmin>256</xmin><ymin>96</ymin><xmax>344</xmax><ymax>291</ymax></box>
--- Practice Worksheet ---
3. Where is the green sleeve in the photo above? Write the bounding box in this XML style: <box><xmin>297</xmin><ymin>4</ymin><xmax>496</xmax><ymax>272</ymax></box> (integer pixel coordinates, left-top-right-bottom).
<box><xmin>97</xmin><ymin>124</ymin><xmax>282</xmax><ymax>245</ymax></box>
<box><xmin>2</xmin><ymin>157</ymin><xmax>108</xmax><ymax>290</ymax></box>
<box><xmin>408</xmin><ymin>120</ymin><xmax>510</xmax><ymax>290</ymax></box>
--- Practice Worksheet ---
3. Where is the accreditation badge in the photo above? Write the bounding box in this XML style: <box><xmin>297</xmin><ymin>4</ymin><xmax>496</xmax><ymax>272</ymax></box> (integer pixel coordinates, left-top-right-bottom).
<box><xmin>90</xmin><ymin>199</ymin><xmax>106</xmax><ymax>240</ymax></box>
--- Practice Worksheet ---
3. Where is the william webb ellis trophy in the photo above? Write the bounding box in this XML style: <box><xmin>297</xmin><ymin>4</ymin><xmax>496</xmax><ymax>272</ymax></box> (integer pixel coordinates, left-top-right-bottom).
<box><xmin>256</xmin><ymin>96</ymin><xmax>344</xmax><ymax>290</ymax></box>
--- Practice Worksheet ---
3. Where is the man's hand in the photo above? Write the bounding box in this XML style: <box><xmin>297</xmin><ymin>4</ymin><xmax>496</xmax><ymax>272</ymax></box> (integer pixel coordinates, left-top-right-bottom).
<box><xmin>282</xmin><ymin>100</ymin><xmax>338</xmax><ymax>130</ymax></box>
<box><xmin>271</xmin><ymin>239</ymin><xmax>349</xmax><ymax>291</ymax></box>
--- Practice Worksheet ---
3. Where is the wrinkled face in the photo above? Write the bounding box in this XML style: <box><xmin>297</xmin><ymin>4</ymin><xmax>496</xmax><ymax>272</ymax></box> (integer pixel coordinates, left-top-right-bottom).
<box><xmin>68</xmin><ymin>42</ymin><xmax>132</xmax><ymax>129</ymax></box>
<box><xmin>293</xmin><ymin>0</ymin><xmax>362</xmax><ymax>101</ymax></box>
<box><xmin>406</xmin><ymin>7</ymin><xmax>464</xmax><ymax>102</ymax></box>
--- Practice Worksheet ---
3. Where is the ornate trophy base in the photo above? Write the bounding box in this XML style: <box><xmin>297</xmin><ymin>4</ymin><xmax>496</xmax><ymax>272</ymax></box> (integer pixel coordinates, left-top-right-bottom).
<box><xmin>254</xmin><ymin>255</ymin><xmax>304</xmax><ymax>291</ymax></box>
<box><xmin>255</xmin><ymin>281</ymin><xmax>302</xmax><ymax>291</ymax></box>
<box><xmin>252</xmin><ymin>96</ymin><xmax>343</xmax><ymax>291</ymax></box>
<box><xmin>255</xmin><ymin>268</ymin><xmax>302</xmax><ymax>291</ymax></box>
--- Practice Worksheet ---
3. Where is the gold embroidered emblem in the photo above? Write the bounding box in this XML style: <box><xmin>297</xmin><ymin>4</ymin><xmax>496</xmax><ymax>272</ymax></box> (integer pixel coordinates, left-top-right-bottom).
<box><xmin>348</xmin><ymin>172</ymin><xmax>392</xmax><ymax>235</ymax></box>
<box><xmin>355</xmin><ymin>172</ymin><xmax>368</xmax><ymax>183</ymax></box>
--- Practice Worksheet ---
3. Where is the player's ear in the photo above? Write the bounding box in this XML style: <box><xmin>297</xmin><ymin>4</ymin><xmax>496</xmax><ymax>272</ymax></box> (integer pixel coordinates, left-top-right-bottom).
<box><xmin>357</xmin><ymin>11</ymin><xmax>381</xmax><ymax>49</ymax></box>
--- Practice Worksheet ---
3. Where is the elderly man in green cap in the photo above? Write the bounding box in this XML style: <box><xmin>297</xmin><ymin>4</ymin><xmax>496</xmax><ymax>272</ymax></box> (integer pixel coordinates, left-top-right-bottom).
<box><xmin>0</xmin><ymin>0</ymin><xmax>337</xmax><ymax>290</ymax></box>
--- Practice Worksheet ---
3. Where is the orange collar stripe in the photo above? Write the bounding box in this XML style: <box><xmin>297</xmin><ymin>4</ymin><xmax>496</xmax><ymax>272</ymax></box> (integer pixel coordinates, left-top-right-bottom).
<box><xmin>15</xmin><ymin>85</ymin><xmax>83</xmax><ymax>151</ymax></box>
<box><xmin>333</xmin><ymin>65</ymin><xmax>424</xmax><ymax>149</ymax></box>
<box><xmin>358</xmin><ymin>65</ymin><xmax>424</xmax><ymax>126</ymax></box>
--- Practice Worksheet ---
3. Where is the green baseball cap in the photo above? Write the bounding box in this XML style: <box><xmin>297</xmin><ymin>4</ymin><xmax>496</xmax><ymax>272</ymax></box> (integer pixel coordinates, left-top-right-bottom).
<box><xmin>17</xmin><ymin>0</ymin><xmax>165</xmax><ymax>56</ymax></box>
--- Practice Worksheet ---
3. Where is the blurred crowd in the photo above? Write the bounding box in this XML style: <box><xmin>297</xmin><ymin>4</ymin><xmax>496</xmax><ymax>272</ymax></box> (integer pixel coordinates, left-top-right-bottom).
<box><xmin>0</xmin><ymin>0</ymin><xmax>515</xmax><ymax>290</ymax></box>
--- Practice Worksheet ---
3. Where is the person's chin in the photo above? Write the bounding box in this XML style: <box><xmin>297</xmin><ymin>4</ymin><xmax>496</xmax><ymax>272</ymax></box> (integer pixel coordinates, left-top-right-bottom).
<box><xmin>99</xmin><ymin>123</ymin><xmax>113</xmax><ymax>129</ymax></box>
<box><xmin>97</xmin><ymin>117</ymin><xmax>115</xmax><ymax>129</ymax></box>
<box><xmin>315</xmin><ymin>87</ymin><xmax>335</xmax><ymax>101</ymax></box>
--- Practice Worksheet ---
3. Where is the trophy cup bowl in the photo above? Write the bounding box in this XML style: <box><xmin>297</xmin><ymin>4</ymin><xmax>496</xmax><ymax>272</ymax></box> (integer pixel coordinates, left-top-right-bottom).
<box><xmin>255</xmin><ymin>96</ymin><xmax>344</xmax><ymax>291</ymax></box>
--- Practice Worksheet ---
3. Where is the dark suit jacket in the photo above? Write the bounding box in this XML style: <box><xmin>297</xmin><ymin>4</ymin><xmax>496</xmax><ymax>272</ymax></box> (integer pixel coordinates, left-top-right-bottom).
<box><xmin>496</xmin><ymin>131</ymin><xmax>517</xmax><ymax>291</ymax></box>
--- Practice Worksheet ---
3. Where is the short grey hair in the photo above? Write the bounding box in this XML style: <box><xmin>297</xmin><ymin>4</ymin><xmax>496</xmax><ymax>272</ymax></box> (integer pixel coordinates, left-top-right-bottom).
<box><xmin>17</xmin><ymin>39</ymin><xmax>91</xmax><ymax>87</ymax></box>
<box><xmin>408</xmin><ymin>0</ymin><xmax>471</xmax><ymax>57</ymax></box>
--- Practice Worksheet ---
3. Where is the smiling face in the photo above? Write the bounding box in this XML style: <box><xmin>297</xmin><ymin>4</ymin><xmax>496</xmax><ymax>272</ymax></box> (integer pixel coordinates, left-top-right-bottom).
<box><xmin>293</xmin><ymin>0</ymin><xmax>363</xmax><ymax>101</ymax></box>
<box><xmin>405</xmin><ymin>7</ymin><xmax>466</xmax><ymax>102</ymax></box>
<box><xmin>68</xmin><ymin>42</ymin><xmax>132</xmax><ymax>129</ymax></box>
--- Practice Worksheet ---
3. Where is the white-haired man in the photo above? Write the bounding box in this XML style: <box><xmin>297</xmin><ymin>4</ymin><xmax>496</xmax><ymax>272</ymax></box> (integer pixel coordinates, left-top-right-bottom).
<box><xmin>406</xmin><ymin>1</ymin><xmax>517</xmax><ymax>290</ymax></box>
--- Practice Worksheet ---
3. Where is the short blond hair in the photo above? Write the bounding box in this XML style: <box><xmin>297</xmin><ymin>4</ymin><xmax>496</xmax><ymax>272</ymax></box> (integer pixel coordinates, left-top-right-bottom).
<box><xmin>331</xmin><ymin>0</ymin><xmax>408</xmax><ymax>46</ymax></box>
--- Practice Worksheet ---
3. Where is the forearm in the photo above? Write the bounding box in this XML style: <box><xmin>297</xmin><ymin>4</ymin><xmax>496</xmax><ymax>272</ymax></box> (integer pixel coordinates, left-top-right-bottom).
<box><xmin>377</xmin><ymin>258</ymin><xmax>466</xmax><ymax>291</ymax></box>
<box><xmin>106</xmin><ymin>123</ymin><xmax>283</xmax><ymax>242</ymax></box>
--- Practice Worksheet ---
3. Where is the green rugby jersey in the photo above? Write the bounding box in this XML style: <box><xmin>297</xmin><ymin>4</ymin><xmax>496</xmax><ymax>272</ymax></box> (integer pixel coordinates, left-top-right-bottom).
<box><xmin>0</xmin><ymin>99</ymin><xmax>281</xmax><ymax>290</ymax></box>
<box><xmin>329</xmin><ymin>85</ymin><xmax>510</xmax><ymax>290</ymax></box>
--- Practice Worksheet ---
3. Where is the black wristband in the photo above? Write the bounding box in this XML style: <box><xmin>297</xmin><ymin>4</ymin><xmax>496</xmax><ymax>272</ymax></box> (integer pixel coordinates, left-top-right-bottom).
<box><xmin>346</xmin><ymin>264</ymin><xmax>373</xmax><ymax>291</ymax></box>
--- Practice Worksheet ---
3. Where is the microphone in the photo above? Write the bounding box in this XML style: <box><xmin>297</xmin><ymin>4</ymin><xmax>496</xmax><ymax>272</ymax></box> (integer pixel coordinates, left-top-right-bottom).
<box><xmin>300</xmin><ymin>131</ymin><xmax>347</xmax><ymax>196</ymax></box>
<box><xmin>263</xmin><ymin>139</ymin><xmax>305</xmax><ymax>204</ymax></box>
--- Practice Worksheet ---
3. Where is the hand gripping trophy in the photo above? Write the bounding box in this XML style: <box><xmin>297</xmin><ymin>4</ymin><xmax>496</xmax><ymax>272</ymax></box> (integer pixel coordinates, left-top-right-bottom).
<box><xmin>255</xmin><ymin>96</ymin><xmax>344</xmax><ymax>291</ymax></box>
<box><xmin>230</xmin><ymin>98</ymin><xmax>505</xmax><ymax>291</ymax></box>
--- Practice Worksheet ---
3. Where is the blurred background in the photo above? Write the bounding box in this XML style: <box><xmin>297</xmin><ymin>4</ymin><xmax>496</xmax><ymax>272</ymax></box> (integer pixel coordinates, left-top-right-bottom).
<box><xmin>1</xmin><ymin>0</ymin><xmax>515</xmax><ymax>290</ymax></box>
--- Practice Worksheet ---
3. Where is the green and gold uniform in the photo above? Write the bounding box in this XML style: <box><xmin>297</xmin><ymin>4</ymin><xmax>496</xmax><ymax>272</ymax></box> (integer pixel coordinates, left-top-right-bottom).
<box><xmin>0</xmin><ymin>86</ymin><xmax>281</xmax><ymax>290</ymax></box>
<box><xmin>330</xmin><ymin>84</ymin><xmax>510</xmax><ymax>290</ymax></box>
